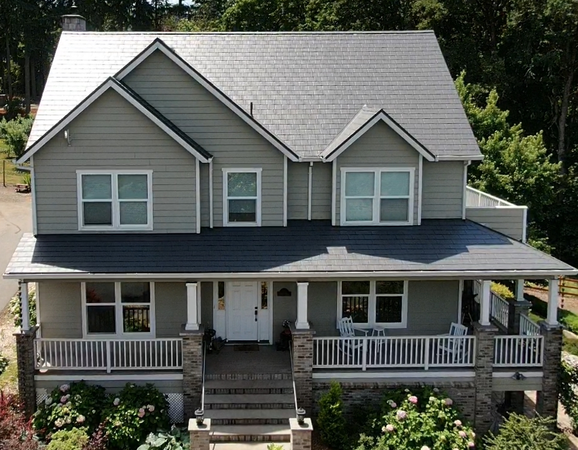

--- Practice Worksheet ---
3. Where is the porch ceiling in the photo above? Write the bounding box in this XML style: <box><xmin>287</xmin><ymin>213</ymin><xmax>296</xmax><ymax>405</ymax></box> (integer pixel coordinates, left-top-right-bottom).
<box><xmin>4</xmin><ymin>220</ymin><xmax>576</xmax><ymax>279</ymax></box>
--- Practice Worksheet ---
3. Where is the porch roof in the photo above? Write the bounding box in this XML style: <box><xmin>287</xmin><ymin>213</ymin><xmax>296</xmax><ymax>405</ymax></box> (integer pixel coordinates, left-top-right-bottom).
<box><xmin>4</xmin><ymin>220</ymin><xmax>576</xmax><ymax>280</ymax></box>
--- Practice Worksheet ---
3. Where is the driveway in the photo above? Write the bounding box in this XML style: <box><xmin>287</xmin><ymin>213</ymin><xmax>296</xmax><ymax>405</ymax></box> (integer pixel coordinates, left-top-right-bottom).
<box><xmin>0</xmin><ymin>187</ymin><xmax>32</xmax><ymax>311</ymax></box>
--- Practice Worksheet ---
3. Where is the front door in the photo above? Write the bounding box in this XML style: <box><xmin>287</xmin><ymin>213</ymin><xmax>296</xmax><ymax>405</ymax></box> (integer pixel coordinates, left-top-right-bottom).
<box><xmin>226</xmin><ymin>281</ymin><xmax>259</xmax><ymax>341</ymax></box>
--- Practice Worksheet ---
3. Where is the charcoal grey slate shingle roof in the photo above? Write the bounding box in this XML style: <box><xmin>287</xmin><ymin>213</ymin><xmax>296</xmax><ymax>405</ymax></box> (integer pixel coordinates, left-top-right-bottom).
<box><xmin>28</xmin><ymin>31</ymin><xmax>482</xmax><ymax>160</ymax></box>
<box><xmin>5</xmin><ymin>220</ymin><xmax>575</xmax><ymax>278</ymax></box>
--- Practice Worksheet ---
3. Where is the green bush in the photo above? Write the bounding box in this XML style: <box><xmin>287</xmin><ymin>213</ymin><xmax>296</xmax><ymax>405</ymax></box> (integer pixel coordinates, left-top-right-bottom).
<box><xmin>0</xmin><ymin>115</ymin><xmax>33</xmax><ymax>158</ymax></box>
<box><xmin>484</xmin><ymin>413</ymin><xmax>568</xmax><ymax>450</ymax></box>
<box><xmin>559</xmin><ymin>360</ymin><xmax>578</xmax><ymax>430</ymax></box>
<box><xmin>491</xmin><ymin>283</ymin><xmax>514</xmax><ymax>300</ymax></box>
<box><xmin>9</xmin><ymin>289</ymin><xmax>36</xmax><ymax>328</ymax></box>
<box><xmin>103</xmin><ymin>383</ymin><xmax>170</xmax><ymax>450</ymax></box>
<box><xmin>46</xmin><ymin>427</ymin><xmax>89</xmax><ymax>450</ymax></box>
<box><xmin>317</xmin><ymin>381</ymin><xmax>347</xmax><ymax>450</ymax></box>
<box><xmin>354</xmin><ymin>387</ymin><xmax>475</xmax><ymax>450</ymax></box>
<box><xmin>33</xmin><ymin>381</ymin><xmax>107</xmax><ymax>440</ymax></box>
<box><xmin>137</xmin><ymin>427</ymin><xmax>190</xmax><ymax>450</ymax></box>
<box><xmin>0</xmin><ymin>353</ymin><xmax>8</xmax><ymax>376</ymax></box>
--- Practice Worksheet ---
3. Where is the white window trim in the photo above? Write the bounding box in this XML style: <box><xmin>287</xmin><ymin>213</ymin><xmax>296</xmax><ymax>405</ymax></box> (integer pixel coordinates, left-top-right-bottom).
<box><xmin>337</xmin><ymin>280</ymin><xmax>408</xmax><ymax>329</ymax></box>
<box><xmin>81</xmin><ymin>281</ymin><xmax>156</xmax><ymax>338</ymax></box>
<box><xmin>340</xmin><ymin>167</ymin><xmax>415</xmax><ymax>226</ymax></box>
<box><xmin>77</xmin><ymin>170</ymin><xmax>153</xmax><ymax>231</ymax></box>
<box><xmin>222</xmin><ymin>168</ymin><xmax>262</xmax><ymax>227</ymax></box>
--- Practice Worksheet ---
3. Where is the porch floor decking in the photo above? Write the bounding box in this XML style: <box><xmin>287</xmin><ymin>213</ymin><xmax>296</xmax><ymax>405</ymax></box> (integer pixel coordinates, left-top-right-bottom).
<box><xmin>205</xmin><ymin>345</ymin><xmax>291</xmax><ymax>376</ymax></box>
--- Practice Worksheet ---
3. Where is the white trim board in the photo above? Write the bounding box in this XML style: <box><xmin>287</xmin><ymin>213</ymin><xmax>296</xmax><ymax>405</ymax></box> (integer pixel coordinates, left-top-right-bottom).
<box><xmin>115</xmin><ymin>38</ymin><xmax>299</xmax><ymax>162</ymax></box>
<box><xmin>313</xmin><ymin>371</ymin><xmax>475</xmax><ymax>379</ymax></box>
<box><xmin>35</xmin><ymin>373</ymin><xmax>183</xmax><ymax>382</ymax></box>
<box><xmin>18</xmin><ymin>78</ymin><xmax>212</xmax><ymax>164</ymax></box>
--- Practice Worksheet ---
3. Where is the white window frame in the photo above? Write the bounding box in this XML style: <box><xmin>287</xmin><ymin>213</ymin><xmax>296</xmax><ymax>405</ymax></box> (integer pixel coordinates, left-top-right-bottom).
<box><xmin>340</xmin><ymin>167</ymin><xmax>415</xmax><ymax>226</ymax></box>
<box><xmin>77</xmin><ymin>170</ymin><xmax>153</xmax><ymax>231</ymax></box>
<box><xmin>337</xmin><ymin>280</ymin><xmax>408</xmax><ymax>329</ymax></box>
<box><xmin>81</xmin><ymin>281</ymin><xmax>156</xmax><ymax>338</ymax></box>
<box><xmin>222</xmin><ymin>168</ymin><xmax>262</xmax><ymax>227</ymax></box>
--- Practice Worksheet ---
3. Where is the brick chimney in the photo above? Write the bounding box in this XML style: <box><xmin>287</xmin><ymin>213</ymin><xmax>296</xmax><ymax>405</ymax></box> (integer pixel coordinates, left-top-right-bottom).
<box><xmin>61</xmin><ymin>5</ymin><xmax>86</xmax><ymax>31</ymax></box>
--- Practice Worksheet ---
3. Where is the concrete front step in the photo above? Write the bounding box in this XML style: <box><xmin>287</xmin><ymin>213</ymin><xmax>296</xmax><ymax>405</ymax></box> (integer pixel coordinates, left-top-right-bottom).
<box><xmin>205</xmin><ymin>379</ymin><xmax>294</xmax><ymax>395</ymax></box>
<box><xmin>205</xmin><ymin>394</ymin><xmax>295</xmax><ymax>410</ymax></box>
<box><xmin>207</xmin><ymin>409</ymin><xmax>294</xmax><ymax>425</ymax></box>
<box><xmin>210</xmin><ymin>442</ymin><xmax>289</xmax><ymax>450</ymax></box>
<box><xmin>210</xmin><ymin>425</ymin><xmax>291</xmax><ymax>443</ymax></box>
<box><xmin>206</xmin><ymin>373</ymin><xmax>292</xmax><ymax>381</ymax></box>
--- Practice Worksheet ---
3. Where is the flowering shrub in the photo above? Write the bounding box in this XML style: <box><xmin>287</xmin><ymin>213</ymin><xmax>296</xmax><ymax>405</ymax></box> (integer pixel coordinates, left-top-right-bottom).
<box><xmin>103</xmin><ymin>383</ymin><xmax>170</xmax><ymax>450</ymax></box>
<box><xmin>355</xmin><ymin>387</ymin><xmax>476</xmax><ymax>450</ymax></box>
<box><xmin>46</xmin><ymin>427</ymin><xmax>89</xmax><ymax>450</ymax></box>
<box><xmin>0</xmin><ymin>391</ymin><xmax>39</xmax><ymax>450</ymax></box>
<box><xmin>33</xmin><ymin>382</ymin><xmax>106</xmax><ymax>440</ymax></box>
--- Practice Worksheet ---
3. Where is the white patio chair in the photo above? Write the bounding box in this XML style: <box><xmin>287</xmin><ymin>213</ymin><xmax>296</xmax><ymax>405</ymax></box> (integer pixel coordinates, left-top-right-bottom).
<box><xmin>337</xmin><ymin>317</ymin><xmax>369</xmax><ymax>360</ymax></box>
<box><xmin>438</xmin><ymin>322</ymin><xmax>469</xmax><ymax>363</ymax></box>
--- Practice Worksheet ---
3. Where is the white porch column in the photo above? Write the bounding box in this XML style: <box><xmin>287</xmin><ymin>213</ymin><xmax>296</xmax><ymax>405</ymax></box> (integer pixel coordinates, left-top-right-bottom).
<box><xmin>546</xmin><ymin>278</ymin><xmax>559</xmax><ymax>326</ymax></box>
<box><xmin>515</xmin><ymin>279</ymin><xmax>525</xmax><ymax>302</ymax></box>
<box><xmin>296</xmin><ymin>282</ymin><xmax>310</xmax><ymax>330</ymax></box>
<box><xmin>20</xmin><ymin>281</ymin><xmax>30</xmax><ymax>331</ymax></box>
<box><xmin>185</xmin><ymin>282</ymin><xmax>200</xmax><ymax>331</ymax></box>
<box><xmin>480</xmin><ymin>280</ymin><xmax>491</xmax><ymax>326</ymax></box>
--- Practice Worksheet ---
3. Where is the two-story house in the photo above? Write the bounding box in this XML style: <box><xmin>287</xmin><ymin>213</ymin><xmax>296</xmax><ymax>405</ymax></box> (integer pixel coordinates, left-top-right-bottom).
<box><xmin>5</xmin><ymin>23</ymin><xmax>576</xmax><ymax>441</ymax></box>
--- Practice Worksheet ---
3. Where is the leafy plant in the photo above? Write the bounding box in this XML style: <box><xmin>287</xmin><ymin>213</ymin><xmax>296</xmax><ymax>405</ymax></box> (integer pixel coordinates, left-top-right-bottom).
<box><xmin>354</xmin><ymin>387</ymin><xmax>475</xmax><ymax>450</ymax></box>
<box><xmin>21</xmin><ymin>171</ymin><xmax>31</xmax><ymax>186</ymax></box>
<box><xmin>103</xmin><ymin>383</ymin><xmax>170</xmax><ymax>450</ymax></box>
<box><xmin>266</xmin><ymin>445</ymin><xmax>285</xmax><ymax>450</ymax></box>
<box><xmin>0</xmin><ymin>115</ymin><xmax>33</xmax><ymax>158</ymax></box>
<box><xmin>0</xmin><ymin>391</ymin><xmax>39</xmax><ymax>450</ymax></box>
<box><xmin>137</xmin><ymin>426</ymin><xmax>190</xmax><ymax>450</ymax></box>
<box><xmin>10</xmin><ymin>289</ymin><xmax>37</xmax><ymax>328</ymax></box>
<box><xmin>559</xmin><ymin>360</ymin><xmax>578</xmax><ymax>430</ymax></box>
<box><xmin>0</xmin><ymin>354</ymin><xmax>8</xmax><ymax>376</ymax></box>
<box><xmin>483</xmin><ymin>413</ymin><xmax>568</xmax><ymax>450</ymax></box>
<box><xmin>46</xmin><ymin>428</ymin><xmax>89</xmax><ymax>450</ymax></box>
<box><xmin>33</xmin><ymin>381</ymin><xmax>107</xmax><ymax>440</ymax></box>
<box><xmin>317</xmin><ymin>381</ymin><xmax>347</xmax><ymax>450</ymax></box>
<box><xmin>491</xmin><ymin>283</ymin><xmax>514</xmax><ymax>301</ymax></box>
<box><xmin>84</xmin><ymin>423</ymin><xmax>108</xmax><ymax>450</ymax></box>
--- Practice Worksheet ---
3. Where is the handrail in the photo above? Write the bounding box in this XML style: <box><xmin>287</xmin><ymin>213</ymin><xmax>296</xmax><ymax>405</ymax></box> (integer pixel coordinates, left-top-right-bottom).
<box><xmin>199</xmin><ymin>339</ymin><xmax>207</xmax><ymax>415</ymax></box>
<box><xmin>288</xmin><ymin>343</ymin><xmax>301</xmax><ymax>418</ymax></box>
<box><xmin>465</xmin><ymin>186</ymin><xmax>518</xmax><ymax>207</ymax></box>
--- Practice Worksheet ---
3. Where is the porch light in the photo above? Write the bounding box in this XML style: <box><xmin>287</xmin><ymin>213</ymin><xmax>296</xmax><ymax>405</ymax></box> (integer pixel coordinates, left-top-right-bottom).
<box><xmin>511</xmin><ymin>372</ymin><xmax>526</xmax><ymax>381</ymax></box>
<box><xmin>296</xmin><ymin>408</ymin><xmax>306</xmax><ymax>424</ymax></box>
<box><xmin>277</xmin><ymin>288</ymin><xmax>291</xmax><ymax>297</ymax></box>
<box><xmin>195</xmin><ymin>408</ymin><xmax>204</xmax><ymax>425</ymax></box>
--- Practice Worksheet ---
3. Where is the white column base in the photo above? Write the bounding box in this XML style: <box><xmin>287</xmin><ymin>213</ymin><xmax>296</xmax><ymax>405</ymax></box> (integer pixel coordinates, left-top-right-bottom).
<box><xmin>185</xmin><ymin>323</ymin><xmax>200</xmax><ymax>331</ymax></box>
<box><xmin>295</xmin><ymin>321</ymin><xmax>310</xmax><ymax>330</ymax></box>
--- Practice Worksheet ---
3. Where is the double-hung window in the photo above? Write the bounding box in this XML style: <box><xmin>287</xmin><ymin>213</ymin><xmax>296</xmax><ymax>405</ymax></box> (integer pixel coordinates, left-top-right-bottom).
<box><xmin>341</xmin><ymin>168</ymin><xmax>414</xmax><ymax>225</ymax></box>
<box><xmin>338</xmin><ymin>280</ymin><xmax>408</xmax><ymax>328</ymax></box>
<box><xmin>223</xmin><ymin>168</ymin><xmax>261</xmax><ymax>226</ymax></box>
<box><xmin>83</xmin><ymin>282</ymin><xmax>154</xmax><ymax>337</ymax></box>
<box><xmin>78</xmin><ymin>170</ymin><xmax>153</xmax><ymax>231</ymax></box>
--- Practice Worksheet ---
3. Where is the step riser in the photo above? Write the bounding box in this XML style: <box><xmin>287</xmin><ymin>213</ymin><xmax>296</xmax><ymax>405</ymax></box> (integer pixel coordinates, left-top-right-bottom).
<box><xmin>206</xmin><ymin>374</ymin><xmax>292</xmax><ymax>381</ymax></box>
<box><xmin>206</xmin><ymin>403</ymin><xmax>295</xmax><ymax>410</ymax></box>
<box><xmin>206</xmin><ymin>388</ymin><xmax>294</xmax><ymax>395</ymax></box>
<box><xmin>210</xmin><ymin>435</ymin><xmax>291</xmax><ymax>443</ymax></box>
<box><xmin>211</xmin><ymin>418</ymin><xmax>289</xmax><ymax>425</ymax></box>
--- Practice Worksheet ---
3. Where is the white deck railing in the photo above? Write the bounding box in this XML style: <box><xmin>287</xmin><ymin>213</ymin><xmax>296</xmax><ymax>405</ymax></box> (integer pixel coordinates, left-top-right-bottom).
<box><xmin>519</xmin><ymin>315</ymin><xmax>541</xmax><ymax>336</ymax></box>
<box><xmin>35</xmin><ymin>338</ymin><xmax>183</xmax><ymax>373</ymax></box>
<box><xmin>313</xmin><ymin>336</ymin><xmax>476</xmax><ymax>371</ymax></box>
<box><xmin>493</xmin><ymin>335</ymin><xmax>544</xmax><ymax>367</ymax></box>
<box><xmin>466</xmin><ymin>186</ymin><xmax>516</xmax><ymax>207</ymax></box>
<box><xmin>490</xmin><ymin>292</ymin><xmax>510</xmax><ymax>329</ymax></box>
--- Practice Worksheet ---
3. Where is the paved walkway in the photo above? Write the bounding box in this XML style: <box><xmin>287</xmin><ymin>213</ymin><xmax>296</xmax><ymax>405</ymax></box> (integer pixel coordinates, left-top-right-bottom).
<box><xmin>0</xmin><ymin>187</ymin><xmax>31</xmax><ymax>311</ymax></box>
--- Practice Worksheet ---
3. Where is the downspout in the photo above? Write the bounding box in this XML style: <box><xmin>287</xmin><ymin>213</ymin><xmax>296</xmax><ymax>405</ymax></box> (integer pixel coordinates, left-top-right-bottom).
<box><xmin>331</xmin><ymin>160</ymin><xmax>336</xmax><ymax>226</ymax></box>
<box><xmin>417</xmin><ymin>155</ymin><xmax>423</xmax><ymax>225</ymax></box>
<box><xmin>283</xmin><ymin>156</ymin><xmax>288</xmax><ymax>227</ymax></box>
<box><xmin>209</xmin><ymin>159</ymin><xmax>213</xmax><ymax>229</ymax></box>
<box><xmin>196</xmin><ymin>159</ymin><xmax>201</xmax><ymax>234</ymax></box>
<box><xmin>462</xmin><ymin>161</ymin><xmax>471</xmax><ymax>220</ymax></box>
<box><xmin>30</xmin><ymin>156</ymin><xmax>37</xmax><ymax>235</ymax></box>
<box><xmin>307</xmin><ymin>162</ymin><xmax>313</xmax><ymax>221</ymax></box>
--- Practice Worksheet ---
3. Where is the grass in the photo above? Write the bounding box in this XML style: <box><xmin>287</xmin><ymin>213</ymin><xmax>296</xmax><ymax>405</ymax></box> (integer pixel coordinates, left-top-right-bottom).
<box><xmin>0</xmin><ymin>303</ymin><xmax>18</xmax><ymax>394</ymax></box>
<box><xmin>0</xmin><ymin>139</ymin><xmax>26</xmax><ymax>186</ymax></box>
<box><xmin>563</xmin><ymin>335</ymin><xmax>578</xmax><ymax>356</ymax></box>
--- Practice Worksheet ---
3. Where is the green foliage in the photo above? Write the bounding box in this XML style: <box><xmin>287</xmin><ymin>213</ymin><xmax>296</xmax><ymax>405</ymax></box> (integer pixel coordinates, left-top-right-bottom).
<box><xmin>484</xmin><ymin>413</ymin><xmax>568</xmax><ymax>450</ymax></box>
<box><xmin>0</xmin><ymin>354</ymin><xmax>8</xmax><ymax>376</ymax></box>
<box><xmin>559</xmin><ymin>361</ymin><xmax>578</xmax><ymax>430</ymax></box>
<box><xmin>266</xmin><ymin>444</ymin><xmax>285</xmax><ymax>450</ymax></box>
<box><xmin>0</xmin><ymin>116</ymin><xmax>33</xmax><ymax>159</ymax></box>
<box><xmin>491</xmin><ymin>283</ymin><xmax>514</xmax><ymax>300</ymax></box>
<box><xmin>46</xmin><ymin>428</ymin><xmax>89</xmax><ymax>450</ymax></box>
<box><xmin>137</xmin><ymin>427</ymin><xmax>190</xmax><ymax>450</ymax></box>
<box><xmin>317</xmin><ymin>381</ymin><xmax>347</xmax><ymax>450</ymax></box>
<box><xmin>9</xmin><ymin>289</ymin><xmax>36</xmax><ymax>328</ymax></box>
<box><xmin>354</xmin><ymin>387</ymin><xmax>475</xmax><ymax>450</ymax></box>
<box><xmin>103</xmin><ymin>383</ymin><xmax>170</xmax><ymax>450</ymax></box>
<box><xmin>33</xmin><ymin>382</ymin><xmax>107</xmax><ymax>440</ymax></box>
<box><xmin>562</xmin><ymin>336</ymin><xmax>578</xmax><ymax>356</ymax></box>
<box><xmin>21</xmin><ymin>171</ymin><xmax>31</xmax><ymax>186</ymax></box>
<box><xmin>525</xmin><ymin>292</ymin><xmax>578</xmax><ymax>333</ymax></box>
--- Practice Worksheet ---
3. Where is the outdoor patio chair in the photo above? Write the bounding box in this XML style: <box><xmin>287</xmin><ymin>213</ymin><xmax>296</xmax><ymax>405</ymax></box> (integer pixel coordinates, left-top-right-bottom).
<box><xmin>438</xmin><ymin>322</ymin><xmax>469</xmax><ymax>363</ymax></box>
<box><xmin>337</xmin><ymin>317</ymin><xmax>369</xmax><ymax>361</ymax></box>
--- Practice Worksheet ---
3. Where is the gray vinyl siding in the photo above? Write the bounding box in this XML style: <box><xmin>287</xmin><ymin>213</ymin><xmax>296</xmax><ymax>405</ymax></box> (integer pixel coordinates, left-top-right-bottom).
<box><xmin>272</xmin><ymin>282</ymin><xmax>296</xmax><ymax>339</ymax></box>
<box><xmin>307</xmin><ymin>280</ymin><xmax>459</xmax><ymax>336</ymax></box>
<box><xmin>335</xmin><ymin>121</ymin><xmax>420</xmax><ymax>225</ymax></box>
<box><xmin>466</xmin><ymin>208</ymin><xmax>526</xmax><ymax>241</ymax></box>
<box><xmin>201</xmin><ymin>282</ymin><xmax>213</xmax><ymax>329</ymax></box>
<box><xmin>37</xmin><ymin>281</ymin><xmax>82</xmax><ymax>338</ymax></box>
<box><xmin>312</xmin><ymin>163</ymin><xmax>332</xmax><ymax>220</ymax></box>
<box><xmin>34</xmin><ymin>90</ymin><xmax>197</xmax><ymax>234</ymax></box>
<box><xmin>288</xmin><ymin>162</ymin><xmax>308</xmax><ymax>220</ymax></box>
<box><xmin>123</xmin><ymin>50</ymin><xmax>285</xmax><ymax>227</ymax></box>
<box><xmin>155</xmin><ymin>283</ymin><xmax>187</xmax><ymax>338</ymax></box>
<box><xmin>422</xmin><ymin>161</ymin><xmax>464</xmax><ymax>219</ymax></box>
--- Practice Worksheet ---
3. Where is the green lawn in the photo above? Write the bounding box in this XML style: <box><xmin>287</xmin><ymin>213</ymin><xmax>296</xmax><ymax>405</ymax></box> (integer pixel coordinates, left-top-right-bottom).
<box><xmin>0</xmin><ymin>139</ymin><xmax>26</xmax><ymax>186</ymax></box>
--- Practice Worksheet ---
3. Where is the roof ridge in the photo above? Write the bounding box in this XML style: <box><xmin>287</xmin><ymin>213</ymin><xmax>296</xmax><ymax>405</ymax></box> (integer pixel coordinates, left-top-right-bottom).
<box><xmin>62</xmin><ymin>30</ymin><xmax>436</xmax><ymax>36</ymax></box>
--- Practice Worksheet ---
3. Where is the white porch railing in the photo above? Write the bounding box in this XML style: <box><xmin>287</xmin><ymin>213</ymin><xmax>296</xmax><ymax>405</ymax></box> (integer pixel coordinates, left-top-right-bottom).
<box><xmin>466</xmin><ymin>186</ymin><xmax>516</xmax><ymax>207</ymax></box>
<box><xmin>493</xmin><ymin>335</ymin><xmax>544</xmax><ymax>367</ymax></box>
<box><xmin>34</xmin><ymin>338</ymin><xmax>183</xmax><ymax>373</ymax></box>
<box><xmin>313</xmin><ymin>336</ymin><xmax>476</xmax><ymax>371</ymax></box>
<box><xmin>490</xmin><ymin>292</ymin><xmax>510</xmax><ymax>329</ymax></box>
<box><xmin>519</xmin><ymin>314</ymin><xmax>541</xmax><ymax>336</ymax></box>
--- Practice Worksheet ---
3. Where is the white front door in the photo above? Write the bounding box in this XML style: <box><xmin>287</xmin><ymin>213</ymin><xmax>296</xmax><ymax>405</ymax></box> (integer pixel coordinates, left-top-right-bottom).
<box><xmin>226</xmin><ymin>281</ymin><xmax>259</xmax><ymax>341</ymax></box>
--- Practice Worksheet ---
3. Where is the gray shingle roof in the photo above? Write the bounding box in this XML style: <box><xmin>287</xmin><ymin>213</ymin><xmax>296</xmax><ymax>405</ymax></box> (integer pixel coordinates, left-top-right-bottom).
<box><xmin>5</xmin><ymin>220</ymin><xmax>575</xmax><ymax>278</ymax></box>
<box><xmin>29</xmin><ymin>31</ymin><xmax>481</xmax><ymax>160</ymax></box>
